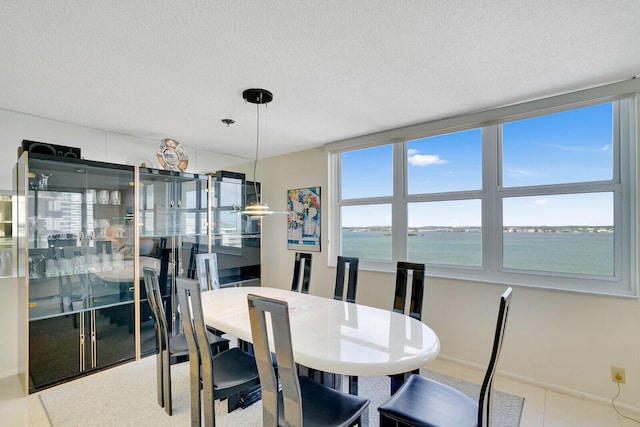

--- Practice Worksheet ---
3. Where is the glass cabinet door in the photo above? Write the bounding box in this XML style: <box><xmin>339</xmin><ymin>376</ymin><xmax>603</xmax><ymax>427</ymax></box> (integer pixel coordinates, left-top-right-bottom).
<box><xmin>138</xmin><ymin>168</ymin><xmax>209</xmax><ymax>345</ymax></box>
<box><xmin>210</xmin><ymin>176</ymin><xmax>261</xmax><ymax>286</ymax></box>
<box><xmin>139</xmin><ymin>168</ymin><xmax>208</xmax><ymax>240</ymax></box>
<box><xmin>23</xmin><ymin>154</ymin><xmax>136</xmax><ymax>392</ymax></box>
<box><xmin>26</xmin><ymin>156</ymin><xmax>136</xmax><ymax>317</ymax></box>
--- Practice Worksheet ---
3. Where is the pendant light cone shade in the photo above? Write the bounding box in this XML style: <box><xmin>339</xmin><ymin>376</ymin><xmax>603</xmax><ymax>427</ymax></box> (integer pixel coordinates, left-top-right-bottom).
<box><xmin>243</xmin><ymin>200</ymin><xmax>273</xmax><ymax>217</ymax></box>
<box><xmin>242</xmin><ymin>88</ymin><xmax>273</xmax><ymax>218</ymax></box>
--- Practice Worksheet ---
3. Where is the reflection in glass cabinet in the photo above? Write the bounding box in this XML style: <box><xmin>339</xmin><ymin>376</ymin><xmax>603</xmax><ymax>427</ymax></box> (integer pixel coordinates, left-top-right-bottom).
<box><xmin>18</xmin><ymin>153</ymin><xmax>138</xmax><ymax>393</ymax></box>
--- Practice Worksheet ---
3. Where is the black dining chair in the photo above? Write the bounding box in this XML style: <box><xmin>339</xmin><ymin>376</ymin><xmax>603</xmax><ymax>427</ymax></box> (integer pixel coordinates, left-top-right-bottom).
<box><xmin>195</xmin><ymin>252</ymin><xmax>221</xmax><ymax>291</ymax></box>
<box><xmin>389</xmin><ymin>261</ymin><xmax>426</xmax><ymax>394</ymax></box>
<box><xmin>291</xmin><ymin>252</ymin><xmax>312</xmax><ymax>294</ymax></box>
<box><xmin>195</xmin><ymin>251</ymin><xmax>232</xmax><ymax>341</ymax></box>
<box><xmin>393</xmin><ymin>261</ymin><xmax>426</xmax><ymax>320</ymax></box>
<box><xmin>378</xmin><ymin>287</ymin><xmax>513</xmax><ymax>427</ymax></box>
<box><xmin>334</xmin><ymin>256</ymin><xmax>359</xmax><ymax>303</ymax></box>
<box><xmin>143</xmin><ymin>268</ymin><xmax>229</xmax><ymax>416</ymax></box>
<box><xmin>176</xmin><ymin>277</ymin><xmax>261</xmax><ymax>426</ymax></box>
<box><xmin>248</xmin><ymin>293</ymin><xmax>370</xmax><ymax>427</ymax></box>
<box><xmin>328</xmin><ymin>255</ymin><xmax>360</xmax><ymax>393</ymax></box>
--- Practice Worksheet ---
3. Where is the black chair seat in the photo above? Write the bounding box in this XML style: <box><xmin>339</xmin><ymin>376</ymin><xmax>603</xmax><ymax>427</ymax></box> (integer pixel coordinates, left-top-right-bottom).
<box><xmin>275</xmin><ymin>376</ymin><xmax>369</xmax><ymax>427</ymax></box>
<box><xmin>168</xmin><ymin>330</ymin><xmax>228</xmax><ymax>354</ymax></box>
<box><xmin>212</xmin><ymin>347</ymin><xmax>260</xmax><ymax>392</ymax></box>
<box><xmin>378</xmin><ymin>374</ymin><xmax>478</xmax><ymax>427</ymax></box>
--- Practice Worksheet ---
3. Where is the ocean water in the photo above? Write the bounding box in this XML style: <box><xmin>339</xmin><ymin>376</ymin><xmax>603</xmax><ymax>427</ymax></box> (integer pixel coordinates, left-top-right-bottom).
<box><xmin>342</xmin><ymin>230</ymin><xmax>614</xmax><ymax>276</ymax></box>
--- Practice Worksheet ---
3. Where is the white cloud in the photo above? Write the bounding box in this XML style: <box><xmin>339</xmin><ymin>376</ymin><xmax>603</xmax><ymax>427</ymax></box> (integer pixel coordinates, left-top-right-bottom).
<box><xmin>601</xmin><ymin>145</ymin><xmax>611</xmax><ymax>152</ymax></box>
<box><xmin>408</xmin><ymin>153</ymin><xmax>447</xmax><ymax>166</ymax></box>
<box><xmin>534</xmin><ymin>198</ymin><xmax>550</xmax><ymax>205</ymax></box>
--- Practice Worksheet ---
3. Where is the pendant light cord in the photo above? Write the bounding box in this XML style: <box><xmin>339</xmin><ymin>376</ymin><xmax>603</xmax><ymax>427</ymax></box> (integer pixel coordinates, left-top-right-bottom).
<box><xmin>253</xmin><ymin>102</ymin><xmax>261</xmax><ymax>203</ymax></box>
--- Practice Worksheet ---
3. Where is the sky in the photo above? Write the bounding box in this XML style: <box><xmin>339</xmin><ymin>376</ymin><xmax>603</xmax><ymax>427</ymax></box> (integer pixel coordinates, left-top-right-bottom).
<box><xmin>341</xmin><ymin>102</ymin><xmax>614</xmax><ymax>227</ymax></box>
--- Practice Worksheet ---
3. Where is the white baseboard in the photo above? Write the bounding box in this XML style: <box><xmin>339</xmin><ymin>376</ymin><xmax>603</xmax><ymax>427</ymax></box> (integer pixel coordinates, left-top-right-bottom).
<box><xmin>437</xmin><ymin>355</ymin><xmax>640</xmax><ymax>418</ymax></box>
<box><xmin>0</xmin><ymin>368</ymin><xmax>20</xmax><ymax>381</ymax></box>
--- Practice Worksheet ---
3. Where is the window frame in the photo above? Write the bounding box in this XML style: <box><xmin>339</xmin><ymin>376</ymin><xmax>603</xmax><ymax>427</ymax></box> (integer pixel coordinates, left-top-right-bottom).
<box><xmin>328</xmin><ymin>81</ymin><xmax>639</xmax><ymax>297</ymax></box>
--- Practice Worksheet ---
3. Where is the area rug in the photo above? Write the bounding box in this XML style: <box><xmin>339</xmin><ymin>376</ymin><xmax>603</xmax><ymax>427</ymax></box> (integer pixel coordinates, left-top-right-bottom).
<box><xmin>40</xmin><ymin>356</ymin><xmax>523</xmax><ymax>426</ymax></box>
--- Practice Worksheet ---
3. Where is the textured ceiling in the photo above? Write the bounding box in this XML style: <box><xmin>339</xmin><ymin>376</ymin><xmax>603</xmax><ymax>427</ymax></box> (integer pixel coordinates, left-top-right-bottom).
<box><xmin>1</xmin><ymin>1</ymin><xmax>639</xmax><ymax>163</ymax></box>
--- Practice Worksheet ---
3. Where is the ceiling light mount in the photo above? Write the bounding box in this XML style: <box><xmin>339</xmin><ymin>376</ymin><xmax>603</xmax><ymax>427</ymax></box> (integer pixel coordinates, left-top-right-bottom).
<box><xmin>243</xmin><ymin>88</ymin><xmax>273</xmax><ymax>105</ymax></box>
<box><xmin>221</xmin><ymin>118</ymin><xmax>235</xmax><ymax>126</ymax></box>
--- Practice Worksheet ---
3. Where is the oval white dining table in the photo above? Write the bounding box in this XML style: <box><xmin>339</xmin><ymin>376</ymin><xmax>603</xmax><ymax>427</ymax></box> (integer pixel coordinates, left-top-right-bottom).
<box><xmin>200</xmin><ymin>286</ymin><xmax>440</xmax><ymax>377</ymax></box>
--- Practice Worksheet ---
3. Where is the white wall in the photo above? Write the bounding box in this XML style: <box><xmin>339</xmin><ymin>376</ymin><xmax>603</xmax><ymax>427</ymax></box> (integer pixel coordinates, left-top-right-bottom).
<box><xmin>0</xmin><ymin>109</ymin><xmax>251</xmax><ymax>189</ymax></box>
<box><xmin>248</xmin><ymin>146</ymin><xmax>640</xmax><ymax>412</ymax></box>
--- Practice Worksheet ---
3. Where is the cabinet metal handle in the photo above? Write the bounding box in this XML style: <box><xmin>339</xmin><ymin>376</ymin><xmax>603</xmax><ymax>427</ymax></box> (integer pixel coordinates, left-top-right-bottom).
<box><xmin>177</xmin><ymin>200</ymin><xmax>181</xmax><ymax>208</ymax></box>
<box><xmin>91</xmin><ymin>310</ymin><xmax>97</xmax><ymax>368</ymax></box>
<box><xmin>170</xmin><ymin>200</ymin><xmax>175</xmax><ymax>208</ymax></box>
<box><xmin>79</xmin><ymin>311</ymin><xmax>85</xmax><ymax>372</ymax></box>
<box><xmin>79</xmin><ymin>231</ymin><xmax>84</xmax><ymax>241</ymax></box>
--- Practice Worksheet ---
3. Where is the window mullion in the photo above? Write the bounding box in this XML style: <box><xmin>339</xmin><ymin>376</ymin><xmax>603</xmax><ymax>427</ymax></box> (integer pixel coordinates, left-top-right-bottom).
<box><xmin>393</xmin><ymin>142</ymin><xmax>407</xmax><ymax>262</ymax></box>
<box><xmin>483</xmin><ymin>125</ymin><xmax>500</xmax><ymax>273</ymax></box>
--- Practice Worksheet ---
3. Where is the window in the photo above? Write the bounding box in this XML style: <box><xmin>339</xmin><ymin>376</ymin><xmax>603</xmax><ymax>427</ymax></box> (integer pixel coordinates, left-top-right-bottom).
<box><xmin>341</xmin><ymin>204</ymin><xmax>392</xmax><ymax>260</ymax></box>
<box><xmin>408</xmin><ymin>200</ymin><xmax>482</xmax><ymax>267</ymax></box>
<box><xmin>407</xmin><ymin>129</ymin><xmax>482</xmax><ymax>194</ymax></box>
<box><xmin>331</xmin><ymin>85</ymin><xmax>638</xmax><ymax>297</ymax></box>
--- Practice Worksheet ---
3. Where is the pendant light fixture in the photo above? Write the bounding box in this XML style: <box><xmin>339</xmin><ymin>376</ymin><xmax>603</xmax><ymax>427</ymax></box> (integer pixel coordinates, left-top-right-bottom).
<box><xmin>242</xmin><ymin>88</ymin><xmax>274</xmax><ymax>218</ymax></box>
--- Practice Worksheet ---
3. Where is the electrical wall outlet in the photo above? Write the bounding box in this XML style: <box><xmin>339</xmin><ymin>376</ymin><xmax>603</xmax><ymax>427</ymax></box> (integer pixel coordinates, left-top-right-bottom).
<box><xmin>611</xmin><ymin>366</ymin><xmax>626</xmax><ymax>384</ymax></box>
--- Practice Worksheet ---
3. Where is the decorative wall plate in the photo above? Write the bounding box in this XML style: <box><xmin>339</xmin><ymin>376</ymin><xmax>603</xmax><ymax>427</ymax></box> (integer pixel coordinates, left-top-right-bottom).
<box><xmin>157</xmin><ymin>138</ymin><xmax>188</xmax><ymax>172</ymax></box>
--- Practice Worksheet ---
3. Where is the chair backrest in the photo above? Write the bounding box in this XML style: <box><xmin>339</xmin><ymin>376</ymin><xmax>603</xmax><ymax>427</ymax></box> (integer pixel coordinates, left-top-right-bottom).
<box><xmin>143</xmin><ymin>267</ymin><xmax>169</xmax><ymax>352</ymax></box>
<box><xmin>291</xmin><ymin>252</ymin><xmax>312</xmax><ymax>294</ymax></box>
<box><xmin>393</xmin><ymin>261</ymin><xmax>426</xmax><ymax>320</ymax></box>
<box><xmin>175</xmin><ymin>277</ymin><xmax>206</xmax><ymax>426</ymax></box>
<box><xmin>248</xmin><ymin>294</ymin><xmax>302</xmax><ymax>427</ymax></box>
<box><xmin>187</xmin><ymin>243</ymin><xmax>199</xmax><ymax>279</ymax></box>
<box><xmin>478</xmin><ymin>287</ymin><xmax>513</xmax><ymax>427</ymax></box>
<box><xmin>334</xmin><ymin>256</ymin><xmax>359</xmax><ymax>303</ymax></box>
<box><xmin>176</xmin><ymin>277</ymin><xmax>211</xmax><ymax>363</ymax></box>
<box><xmin>158</xmin><ymin>247</ymin><xmax>172</xmax><ymax>294</ymax></box>
<box><xmin>195</xmin><ymin>252</ymin><xmax>220</xmax><ymax>291</ymax></box>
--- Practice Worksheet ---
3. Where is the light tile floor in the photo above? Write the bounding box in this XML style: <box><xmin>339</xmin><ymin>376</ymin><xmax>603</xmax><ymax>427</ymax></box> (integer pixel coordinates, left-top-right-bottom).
<box><xmin>1</xmin><ymin>358</ymin><xmax>638</xmax><ymax>427</ymax></box>
<box><xmin>427</xmin><ymin>358</ymin><xmax>640</xmax><ymax>427</ymax></box>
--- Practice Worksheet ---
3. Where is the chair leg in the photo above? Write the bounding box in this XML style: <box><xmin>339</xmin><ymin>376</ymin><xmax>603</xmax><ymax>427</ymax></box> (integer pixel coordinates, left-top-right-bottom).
<box><xmin>162</xmin><ymin>349</ymin><xmax>172</xmax><ymax>416</ymax></box>
<box><xmin>348</xmin><ymin>375</ymin><xmax>359</xmax><ymax>395</ymax></box>
<box><xmin>214</xmin><ymin>340</ymin><xmax>230</xmax><ymax>355</ymax></box>
<box><xmin>379</xmin><ymin>412</ymin><xmax>399</xmax><ymax>427</ymax></box>
<box><xmin>188</xmin><ymin>357</ymin><xmax>201</xmax><ymax>427</ymax></box>
<box><xmin>390</xmin><ymin>374</ymin><xmax>403</xmax><ymax>395</ymax></box>
<box><xmin>156</xmin><ymin>351</ymin><xmax>164</xmax><ymax>408</ymax></box>
<box><xmin>202</xmin><ymin>372</ymin><xmax>215</xmax><ymax>427</ymax></box>
<box><xmin>390</xmin><ymin>369</ymin><xmax>418</xmax><ymax>395</ymax></box>
<box><xmin>353</xmin><ymin>404</ymin><xmax>369</xmax><ymax>427</ymax></box>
